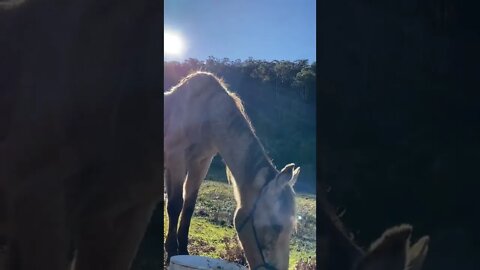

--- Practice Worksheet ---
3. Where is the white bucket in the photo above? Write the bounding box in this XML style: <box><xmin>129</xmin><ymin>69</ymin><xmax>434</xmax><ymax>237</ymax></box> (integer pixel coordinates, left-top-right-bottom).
<box><xmin>168</xmin><ymin>255</ymin><xmax>247</xmax><ymax>270</ymax></box>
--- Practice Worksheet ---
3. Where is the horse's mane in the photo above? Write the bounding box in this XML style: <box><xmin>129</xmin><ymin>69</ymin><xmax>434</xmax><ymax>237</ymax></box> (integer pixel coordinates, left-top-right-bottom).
<box><xmin>317</xmin><ymin>185</ymin><xmax>364</xmax><ymax>254</ymax></box>
<box><xmin>166</xmin><ymin>71</ymin><xmax>257</xmax><ymax>134</ymax></box>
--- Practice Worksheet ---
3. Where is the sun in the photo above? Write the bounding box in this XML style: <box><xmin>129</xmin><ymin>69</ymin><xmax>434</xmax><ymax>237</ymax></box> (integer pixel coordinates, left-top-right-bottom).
<box><xmin>164</xmin><ymin>31</ymin><xmax>185</xmax><ymax>56</ymax></box>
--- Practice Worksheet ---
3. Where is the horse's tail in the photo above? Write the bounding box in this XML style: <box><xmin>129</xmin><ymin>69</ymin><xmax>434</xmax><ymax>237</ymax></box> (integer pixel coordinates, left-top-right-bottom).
<box><xmin>225</xmin><ymin>165</ymin><xmax>234</xmax><ymax>185</ymax></box>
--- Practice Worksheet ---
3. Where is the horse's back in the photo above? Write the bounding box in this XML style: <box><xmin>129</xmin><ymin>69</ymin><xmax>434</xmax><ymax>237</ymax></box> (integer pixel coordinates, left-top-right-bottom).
<box><xmin>164</xmin><ymin>72</ymin><xmax>233</xmax><ymax>144</ymax></box>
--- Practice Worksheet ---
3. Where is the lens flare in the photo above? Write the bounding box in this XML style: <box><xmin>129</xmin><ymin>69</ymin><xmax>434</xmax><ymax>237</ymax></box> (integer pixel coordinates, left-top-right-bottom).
<box><xmin>164</xmin><ymin>31</ymin><xmax>185</xmax><ymax>56</ymax></box>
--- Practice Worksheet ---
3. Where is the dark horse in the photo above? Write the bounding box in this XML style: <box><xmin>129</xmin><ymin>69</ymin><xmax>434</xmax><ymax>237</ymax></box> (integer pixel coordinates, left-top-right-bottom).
<box><xmin>0</xmin><ymin>1</ymin><xmax>161</xmax><ymax>269</ymax></box>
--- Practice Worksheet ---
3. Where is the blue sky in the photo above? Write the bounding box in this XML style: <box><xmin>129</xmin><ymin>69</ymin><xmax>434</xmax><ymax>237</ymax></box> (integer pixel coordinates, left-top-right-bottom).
<box><xmin>164</xmin><ymin>0</ymin><xmax>316</xmax><ymax>63</ymax></box>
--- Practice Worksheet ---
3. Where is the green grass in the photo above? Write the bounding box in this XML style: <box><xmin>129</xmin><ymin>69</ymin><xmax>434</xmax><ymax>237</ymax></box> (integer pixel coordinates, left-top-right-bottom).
<box><xmin>163</xmin><ymin>180</ymin><xmax>316</xmax><ymax>269</ymax></box>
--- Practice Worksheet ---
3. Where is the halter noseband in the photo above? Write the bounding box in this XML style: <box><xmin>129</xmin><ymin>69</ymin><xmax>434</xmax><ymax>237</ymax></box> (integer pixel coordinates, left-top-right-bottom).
<box><xmin>236</xmin><ymin>180</ymin><xmax>277</xmax><ymax>270</ymax></box>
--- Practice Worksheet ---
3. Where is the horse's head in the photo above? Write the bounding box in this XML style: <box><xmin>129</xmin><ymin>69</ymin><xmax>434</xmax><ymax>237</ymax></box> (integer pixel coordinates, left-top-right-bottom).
<box><xmin>317</xmin><ymin>182</ymin><xmax>430</xmax><ymax>270</ymax></box>
<box><xmin>354</xmin><ymin>224</ymin><xmax>430</xmax><ymax>270</ymax></box>
<box><xmin>235</xmin><ymin>163</ymin><xmax>300</xmax><ymax>270</ymax></box>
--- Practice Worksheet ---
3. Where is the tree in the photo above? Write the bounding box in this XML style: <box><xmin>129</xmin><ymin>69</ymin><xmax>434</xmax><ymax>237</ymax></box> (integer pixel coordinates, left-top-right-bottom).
<box><xmin>293</xmin><ymin>66</ymin><xmax>316</xmax><ymax>102</ymax></box>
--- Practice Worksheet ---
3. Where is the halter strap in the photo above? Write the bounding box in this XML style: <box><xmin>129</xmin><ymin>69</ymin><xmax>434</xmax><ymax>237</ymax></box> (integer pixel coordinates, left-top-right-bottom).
<box><xmin>236</xmin><ymin>180</ymin><xmax>277</xmax><ymax>270</ymax></box>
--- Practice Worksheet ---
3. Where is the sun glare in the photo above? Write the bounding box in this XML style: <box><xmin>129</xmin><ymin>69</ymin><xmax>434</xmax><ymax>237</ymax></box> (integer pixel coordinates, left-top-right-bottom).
<box><xmin>164</xmin><ymin>31</ymin><xmax>185</xmax><ymax>56</ymax></box>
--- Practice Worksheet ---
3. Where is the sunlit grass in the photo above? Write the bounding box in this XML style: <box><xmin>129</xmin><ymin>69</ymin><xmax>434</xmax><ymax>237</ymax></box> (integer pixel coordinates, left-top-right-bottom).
<box><xmin>163</xmin><ymin>180</ymin><xmax>316</xmax><ymax>269</ymax></box>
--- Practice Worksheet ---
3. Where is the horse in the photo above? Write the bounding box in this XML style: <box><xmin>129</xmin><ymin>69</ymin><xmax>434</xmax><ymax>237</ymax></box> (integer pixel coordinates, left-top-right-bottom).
<box><xmin>316</xmin><ymin>185</ymin><xmax>430</xmax><ymax>270</ymax></box>
<box><xmin>164</xmin><ymin>71</ymin><xmax>300</xmax><ymax>270</ymax></box>
<box><xmin>0</xmin><ymin>1</ymin><xmax>162</xmax><ymax>269</ymax></box>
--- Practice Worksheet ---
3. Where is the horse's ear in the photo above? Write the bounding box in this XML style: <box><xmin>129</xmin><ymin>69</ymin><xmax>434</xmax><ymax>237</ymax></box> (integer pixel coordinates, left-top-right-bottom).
<box><xmin>290</xmin><ymin>167</ymin><xmax>300</xmax><ymax>187</ymax></box>
<box><xmin>356</xmin><ymin>224</ymin><xmax>411</xmax><ymax>270</ymax></box>
<box><xmin>277</xmin><ymin>163</ymin><xmax>300</xmax><ymax>188</ymax></box>
<box><xmin>406</xmin><ymin>236</ymin><xmax>429</xmax><ymax>270</ymax></box>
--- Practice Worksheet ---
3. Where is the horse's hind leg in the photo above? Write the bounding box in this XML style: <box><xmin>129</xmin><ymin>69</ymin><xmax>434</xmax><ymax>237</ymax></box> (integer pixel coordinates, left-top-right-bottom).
<box><xmin>178</xmin><ymin>156</ymin><xmax>214</xmax><ymax>255</ymax></box>
<box><xmin>164</xmin><ymin>157</ymin><xmax>187</xmax><ymax>260</ymax></box>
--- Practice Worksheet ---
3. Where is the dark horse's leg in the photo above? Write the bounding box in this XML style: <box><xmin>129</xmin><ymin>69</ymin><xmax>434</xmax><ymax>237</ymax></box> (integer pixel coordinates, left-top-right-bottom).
<box><xmin>164</xmin><ymin>155</ymin><xmax>186</xmax><ymax>261</ymax></box>
<box><xmin>73</xmin><ymin>202</ymin><xmax>156</xmax><ymax>270</ymax></box>
<box><xmin>7</xmin><ymin>169</ymin><xmax>71</xmax><ymax>270</ymax></box>
<box><xmin>177</xmin><ymin>156</ymin><xmax>213</xmax><ymax>255</ymax></box>
<box><xmin>72</xmin><ymin>159</ymin><xmax>162</xmax><ymax>270</ymax></box>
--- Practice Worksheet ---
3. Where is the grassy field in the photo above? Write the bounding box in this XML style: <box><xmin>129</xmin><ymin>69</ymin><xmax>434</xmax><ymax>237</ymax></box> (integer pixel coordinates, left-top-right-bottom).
<box><xmin>163</xmin><ymin>180</ymin><xmax>316</xmax><ymax>269</ymax></box>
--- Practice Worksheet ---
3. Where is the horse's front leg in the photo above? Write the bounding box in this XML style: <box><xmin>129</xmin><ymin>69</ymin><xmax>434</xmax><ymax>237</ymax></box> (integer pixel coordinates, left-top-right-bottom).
<box><xmin>164</xmin><ymin>157</ymin><xmax>186</xmax><ymax>261</ymax></box>
<box><xmin>177</xmin><ymin>156</ymin><xmax>213</xmax><ymax>255</ymax></box>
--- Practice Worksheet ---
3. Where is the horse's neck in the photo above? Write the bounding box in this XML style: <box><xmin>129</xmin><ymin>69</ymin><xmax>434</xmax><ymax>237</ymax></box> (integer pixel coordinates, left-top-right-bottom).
<box><xmin>215</xmin><ymin>129</ymin><xmax>275</xmax><ymax>192</ymax></box>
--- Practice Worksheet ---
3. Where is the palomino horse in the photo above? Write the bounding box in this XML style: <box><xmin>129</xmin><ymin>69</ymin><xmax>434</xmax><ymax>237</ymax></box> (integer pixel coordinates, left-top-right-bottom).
<box><xmin>164</xmin><ymin>72</ymin><xmax>300</xmax><ymax>270</ymax></box>
<box><xmin>316</xmin><ymin>185</ymin><xmax>430</xmax><ymax>270</ymax></box>
<box><xmin>0</xmin><ymin>1</ymin><xmax>161</xmax><ymax>270</ymax></box>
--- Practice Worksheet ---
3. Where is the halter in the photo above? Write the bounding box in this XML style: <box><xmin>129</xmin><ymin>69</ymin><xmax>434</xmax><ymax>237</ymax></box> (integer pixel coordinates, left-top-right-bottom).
<box><xmin>236</xmin><ymin>180</ymin><xmax>278</xmax><ymax>270</ymax></box>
